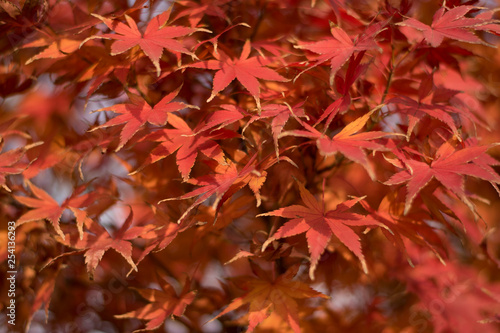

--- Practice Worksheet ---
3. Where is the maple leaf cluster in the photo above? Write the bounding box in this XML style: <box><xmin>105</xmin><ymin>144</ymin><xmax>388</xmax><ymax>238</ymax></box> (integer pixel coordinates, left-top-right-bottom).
<box><xmin>1</xmin><ymin>0</ymin><xmax>500</xmax><ymax>332</ymax></box>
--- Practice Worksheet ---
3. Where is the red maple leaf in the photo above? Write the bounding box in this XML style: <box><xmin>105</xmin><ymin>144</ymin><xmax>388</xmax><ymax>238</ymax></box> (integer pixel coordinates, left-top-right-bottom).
<box><xmin>260</xmin><ymin>180</ymin><xmax>382</xmax><ymax>279</ymax></box>
<box><xmin>398</xmin><ymin>5</ymin><xmax>498</xmax><ymax>47</ymax></box>
<box><xmin>133</xmin><ymin>113</ymin><xmax>236</xmax><ymax>180</ymax></box>
<box><xmin>295</xmin><ymin>22</ymin><xmax>384</xmax><ymax>80</ymax></box>
<box><xmin>77</xmin><ymin>47</ymin><xmax>131</xmax><ymax>99</ymax></box>
<box><xmin>84</xmin><ymin>11</ymin><xmax>208</xmax><ymax>75</ymax></box>
<box><xmin>196</xmin><ymin>104</ymin><xmax>251</xmax><ymax>133</ymax></box>
<box><xmin>161</xmin><ymin>151</ymin><xmax>291</xmax><ymax>223</ymax></box>
<box><xmin>56</xmin><ymin>209</ymin><xmax>145</xmax><ymax>279</ymax></box>
<box><xmin>187</xmin><ymin>40</ymin><xmax>288</xmax><ymax>109</ymax></box>
<box><xmin>282</xmin><ymin>108</ymin><xmax>399</xmax><ymax>180</ymax></box>
<box><xmin>389</xmin><ymin>95</ymin><xmax>462</xmax><ymax>139</ymax></box>
<box><xmin>174</xmin><ymin>0</ymin><xmax>230</xmax><ymax>27</ymax></box>
<box><xmin>91</xmin><ymin>87</ymin><xmax>195</xmax><ymax>151</ymax></box>
<box><xmin>23</xmin><ymin>37</ymin><xmax>81</xmax><ymax>64</ymax></box>
<box><xmin>25</xmin><ymin>264</ymin><xmax>61</xmax><ymax>332</ymax></box>
<box><xmin>360</xmin><ymin>195</ymin><xmax>449</xmax><ymax>266</ymax></box>
<box><xmin>387</xmin><ymin>73</ymin><xmax>484</xmax><ymax>140</ymax></box>
<box><xmin>22</xmin><ymin>140</ymin><xmax>66</xmax><ymax>180</ymax></box>
<box><xmin>116</xmin><ymin>276</ymin><xmax>196</xmax><ymax>332</ymax></box>
<box><xmin>0</xmin><ymin>141</ymin><xmax>41</xmax><ymax>191</ymax></box>
<box><xmin>14</xmin><ymin>182</ymin><xmax>98</xmax><ymax>240</ymax></box>
<box><xmin>245</xmin><ymin>102</ymin><xmax>308</xmax><ymax>158</ymax></box>
<box><xmin>314</xmin><ymin>53</ymin><xmax>368</xmax><ymax>130</ymax></box>
<box><xmin>211</xmin><ymin>264</ymin><xmax>328</xmax><ymax>333</ymax></box>
<box><xmin>403</xmin><ymin>254</ymin><xmax>500</xmax><ymax>333</ymax></box>
<box><xmin>384</xmin><ymin>139</ymin><xmax>500</xmax><ymax>216</ymax></box>
<box><xmin>387</xmin><ymin>72</ymin><xmax>468</xmax><ymax>139</ymax></box>
<box><xmin>160</xmin><ymin>154</ymin><xmax>257</xmax><ymax>224</ymax></box>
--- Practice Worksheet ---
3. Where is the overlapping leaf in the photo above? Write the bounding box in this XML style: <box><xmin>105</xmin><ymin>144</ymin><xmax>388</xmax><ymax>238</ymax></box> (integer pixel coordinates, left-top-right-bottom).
<box><xmin>244</xmin><ymin>102</ymin><xmax>307</xmax><ymax>158</ymax></box>
<box><xmin>23</xmin><ymin>37</ymin><xmax>81</xmax><ymax>64</ymax></box>
<box><xmin>133</xmin><ymin>113</ymin><xmax>236</xmax><ymax>180</ymax></box>
<box><xmin>0</xmin><ymin>141</ymin><xmax>41</xmax><ymax>191</ymax></box>
<box><xmin>281</xmin><ymin>108</ymin><xmax>398</xmax><ymax>180</ymax></box>
<box><xmin>84</xmin><ymin>11</ymin><xmax>208</xmax><ymax>75</ymax></box>
<box><xmin>261</xmin><ymin>180</ymin><xmax>382</xmax><ymax>279</ymax></box>
<box><xmin>196</xmin><ymin>104</ymin><xmax>251</xmax><ymax>133</ymax></box>
<box><xmin>314</xmin><ymin>53</ymin><xmax>367</xmax><ymax>130</ymax></box>
<box><xmin>385</xmin><ymin>139</ymin><xmax>500</xmax><ymax>216</ymax></box>
<box><xmin>116</xmin><ymin>276</ymin><xmax>196</xmax><ymax>332</ymax></box>
<box><xmin>398</xmin><ymin>5</ymin><xmax>499</xmax><ymax>47</ymax></box>
<box><xmin>3</xmin><ymin>1</ymin><xmax>500</xmax><ymax>332</ymax></box>
<box><xmin>403</xmin><ymin>254</ymin><xmax>500</xmax><ymax>333</ymax></box>
<box><xmin>15</xmin><ymin>182</ymin><xmax>98</xmax><ymax>240</ymax></box>
<box><xmin>175</xmin><ymin>0</ymin><xmax>230</xmax><ymax>27</ymax></box>
<box><xmin>187</xmin><ymin>40</ymin><xmax>288</xmax><ymax>109</ymax></box>
<box><xmin>212</xmin><ymin>264</ymin><xmax>328</xmax><ymax>333</ymax></box>
<box><xmin>90</xmin><ymin>88</ymin><xmax>194</xmax><ymax>151</ymax></box>
<box><xmin>295</xmin><ymin>22</ymin><xmax>384</xmax><ymax>80</ymax></box>
<box><xmin>160</xmin><ymin>151</ymin><xmax>292</xmax><ymax>223</ymax></box>
<box><xmin>55</xmin><ymin>210</ymin><xmax>144</xmax><ymax>279</ymax></box>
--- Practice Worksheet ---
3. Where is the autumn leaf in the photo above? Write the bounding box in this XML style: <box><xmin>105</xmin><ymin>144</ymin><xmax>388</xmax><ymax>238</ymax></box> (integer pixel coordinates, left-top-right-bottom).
<box><xmin>13</xmin><ymin>183</ymin><xmax>63</xmax><ymax>239</ymax></box>
<box><xmin>77</xmin><ymin>47</ymin><xmax>131</xmax><ymax>99</ymax></box>
<box><xmin>212</xmin><ymin>264</ymin><xmax>328</xmax><ymax>333</ymax></box>
<box><xmin>387</xmin><ymin>71</ymin><xmax>464</xmax><ymax>139</ymax></box>
<box><xmin>14</xmin><ymin>182</ymin><xmax>100</xmax><ymax>240</ymax></box>
<box><xmin>314</xmin><ymin>52</ymin><xmax>367</xmax><ymax>130</ymax></box>
<box><xmin>4</xmin><ymin>0</ymin><xmax>500</xmax><ymax>331</ymax></box>
<box><xmin>260</xmin><ymin>180</ymin><xmax>382</xmax><ymax>279</ymax></box>
<box><xmin>187</xmin><ymin>40</ymin><xmax>288</xmax><ymax>109</ymax></box>
<box><xmin>132</xmin><ymin>113</ymin><xmax>236</xmax><ymax>180</ymax></box>
<box><xmin>384</xmin><ymin>139</ymin><xmax>500</xmax><ymax>216</ymax></box>
<box><xmin>25</xmin><ymin>264</ymin><xmax>62</xmax><ymax>332</ymax></box>
<box><xmin>116</xmin><ymin>276</ymin><xmax>196</xmax><ymax>332</ymax></box>
<box><xmin>22</xmin><ymin>140</ymin><xmax>66</xmax><ymax>180</ymax></box>
<box><xmin>281</xmin><ymin>107</ymin><xmax>399</xmax><ymax>180</ymax></box>
<box><xmin>0</xmin><ymin>141</ymin><xmax>42</xmax><ymax>191</ymax></box>
<box><xmin>84</xmin><ymin>11</ymin><xmax>209</xmax><ymax>76</ymax></box>
<box><xmin>174</xmin><ymin>0</ymin><xmax>231</xmax><ymax>27</ymax></box>
<box><xmin>390</xmin><ymin>95</ymin><xmax>462</xmax><ymax>140</ymax></box>
<box><xmin>403</xmin><ymin>255</ymin><xmax>500</xmax><ymax>333</ymax></box>
<box><xmin>90</xmin><ymin>87</ymin><xmax>195</xmax><ymax>151</ymax></box>
<box><xmin>147</xmin><ymin>218</ymin><xmax>195</xmax><ymax>254</ymax></box>
<box><xmin>474</xmin><ymin>10</ymin><xmax>500</xmax><ymax>36</ymax></box>
<box><xmin>160</xmin><ymin>151</ymin><xmax>292</xmax><ymax>223</ymax></box>
<box><xmin>295</xmin><ymin>22</ymin><xmax>384</xmax><ymax>81</ymax></box>
<box><xmin>196</xmin><ymin>104</ymin><xmax>251</xmax><ymax>133</ymax></box>
<box><xmin>23</xmin><ymin>37</ymin><xmax>81</xmax><ymax>64</ymax></box>
<box><xmin>389</xmin><ymin>70</ymin><xmax>488</xmax><ymax>140</ymax></box>
<box><xmin>398</xmin><ymin>5</ymin><xmax>498</xmax><ymax>47</ymax></box>
<box><xmin>244</xmin><ymin>102</ymin><xmax>308</xmax><ymax>158</ymax></box>
<box><xmin>159</xmin><ymin>152</ymin><xmax>259</xmax><ymax>223</ymax></box>
<box><xmin>193</xmin><ymin>195</ymin><xmax>256</xmax><ymax>243</ymax></box>
<box><xmin>56</xmin><ymin>209</ymin><xmax>142</xmax><ymax>279</ymax></box>
<box><xmin>359</xmin><ymin>194</ymin><xmax>449</xmax><ymax>266</ymax></box>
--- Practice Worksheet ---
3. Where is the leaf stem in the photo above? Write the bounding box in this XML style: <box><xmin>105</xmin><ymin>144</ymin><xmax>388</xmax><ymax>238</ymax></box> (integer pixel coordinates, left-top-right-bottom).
<box><xmin>249</xmin><ymin>0</ymin><xmax>267</xmax><ymax>42</ymax></box>
<box><xmin>381</xmin><ymin>43</ymin><xmax>395</xmax><ymax>104</ymax></box>
<box><xmin>381</xmin><ymin>37</ymin><xmax>424</xmax><ymax>104</ymax></box>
